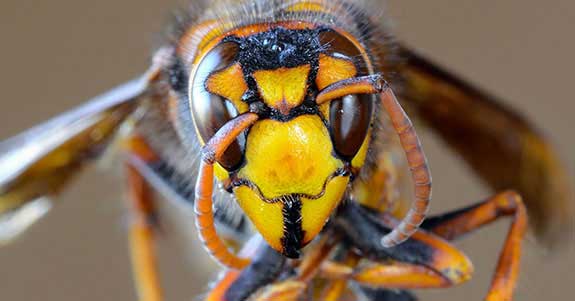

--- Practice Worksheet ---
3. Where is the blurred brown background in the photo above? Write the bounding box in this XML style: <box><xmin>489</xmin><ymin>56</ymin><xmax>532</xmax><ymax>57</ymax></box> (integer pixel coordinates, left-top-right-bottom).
<box><xmin>0</xmin><ymin>0</ymin><xmax>573</xmax><ymax>300</ymax></box>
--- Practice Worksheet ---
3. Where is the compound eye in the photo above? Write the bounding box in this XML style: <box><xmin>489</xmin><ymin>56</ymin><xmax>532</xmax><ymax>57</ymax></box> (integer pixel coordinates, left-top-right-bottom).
<box><xmin>190</xmin><ymin>42</ymin><xmax>244</xmax><ymax>170</ymax></box>
<box><xmin>329</xmin><ymin>94</ymin><xmax>373</xmax><ymax>159</ymax></box>
<box><xmin>319</xmin><ymin>30</ymin><xmax>369</xmax><ymax>75</ymax></box>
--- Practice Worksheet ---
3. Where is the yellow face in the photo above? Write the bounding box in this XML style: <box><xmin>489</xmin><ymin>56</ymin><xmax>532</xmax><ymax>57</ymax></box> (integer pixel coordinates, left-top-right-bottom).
<box><xmin>190</xmin><ymin>27</ymin><xmax>374</xmax><ymax>257</ymax></box>
<box><xmin>235</xmin><ymin>114</ymin><xmax>349</xmax><ymax>256</ymax></box>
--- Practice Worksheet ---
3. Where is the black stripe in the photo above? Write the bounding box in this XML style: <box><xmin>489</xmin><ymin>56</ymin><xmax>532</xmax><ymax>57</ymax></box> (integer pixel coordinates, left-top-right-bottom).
<box><xmin>280</xmin><ymin>195</ymin><xmax>305</xmax><ymax>258</ymax></box>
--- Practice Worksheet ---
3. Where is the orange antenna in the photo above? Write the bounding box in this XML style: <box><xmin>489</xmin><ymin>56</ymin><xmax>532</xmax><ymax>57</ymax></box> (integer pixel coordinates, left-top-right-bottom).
<box><xmin>194</xmin><ymin>112</ymin><xmax>259</xmax><ymax>269</ymax></box>
<box><xmin>316</xmin><ymin>74</ymin><xmax>432</xmax><ymax>247</ymax></box>
<box><xmin>378</xmin><ymin>85</ymin><xmax>431</xmax><ymax>247</ymax></box>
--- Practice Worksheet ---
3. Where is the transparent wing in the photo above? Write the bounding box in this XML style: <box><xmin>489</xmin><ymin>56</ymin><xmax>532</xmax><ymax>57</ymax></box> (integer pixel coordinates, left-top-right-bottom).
<box><xmin>0</xmin><ymin>74</ymin><xmax>158</xmax><ymax>243</ymax></box>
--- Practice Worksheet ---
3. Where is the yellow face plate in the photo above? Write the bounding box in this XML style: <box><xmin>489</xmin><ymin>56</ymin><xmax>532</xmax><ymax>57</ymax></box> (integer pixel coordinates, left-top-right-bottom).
<box><xmin>238</xmin><ymin>115</ymin><xmax>342</xmax><ymax>198</ymax></box>
<box><xmin>233</xmin><ymin>115</ymin><xmax>350</xmax><ymax>254</ymax></box>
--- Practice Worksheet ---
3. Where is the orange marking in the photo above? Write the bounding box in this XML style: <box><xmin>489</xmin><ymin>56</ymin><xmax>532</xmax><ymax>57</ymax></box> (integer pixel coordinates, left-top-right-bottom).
<box><xmin>286</xmin><ymin>1</ymin><xmax>327</xmax><ymax>13</ymax></box>
<box><xmin>197</xmin><ymin>22</ymin><xmax>233</xmax><ymax>52</ymax></box>
<box><xmin>285</xmin><ymin>0</ymin><xmax>357</xmax><ymax>19</ymax></box>
<box><xmin>253</xmin><ymin>65</ymin><xmax>311</xmax><ymax>114</ymax></box>
<box><xmin>206</xmin><ymin>63</ymin><xmax>249</xmax><ymax>112</ymax></box>
<box><xmin>178</xmin><ymin>20</ymin><xmax>229</xmax><ymax>64</ymax></box>
<box><xmin>316</xmin><ymin>54</ymin><xmax>357</xmax><ymax>90</ymax></box>
<box><xmin>191</xmin><ymin>21</ymin><xmax>317</xmax><ymax>64</ymax></box>
<box><xmin>229</xmin><ymin>21</ymin><xmax>317</xmax><ymax>37</ymax></box>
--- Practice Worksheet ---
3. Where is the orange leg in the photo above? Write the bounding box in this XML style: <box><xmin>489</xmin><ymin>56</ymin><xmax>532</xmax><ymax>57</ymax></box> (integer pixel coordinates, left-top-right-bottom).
<box><xmin>315</xmin><ymin>245</ymin><xmax>468</xmax><ymax>300</ymax></box>
<box><xmin>321</xmin><ymin>231</ymin><xmax>474</xmax><ymax>290</ymax></box>
<box><xmin>323</xmin><ymin>191</ymin><xmax>526</xmax><ymax>300</ymax></box>
<box><xmin>319</xmin><ymin>246</ymin><xmax>467</xmax><ymax>300</ymax></box>
<box><xmin>125</xmin><ymin>163</ymin><xmax>163</xmax><ymax>301</ymax></box>
<box><xmin>422</xmin><ymin>190</ymin><xmax>528</xmax><ymax>301</ymax></box>
<box><xmin>330</xmin><ymin>201</ymin><xmax>476</xmax><ymax>301</ymax></box>
<box><xmin>319</xmin><ymin>252</ymin><xmax>359</xmax><ymax>301</ymax></box>
<box><xmin>295</xmin><ymin>233</ymin><xmax>338</xmax><ymax>282</ymax></box>
<box><xmin>320</xmin><ymin>258</ymin><xmax>447</xmax><ymax>300</ymax></box>
<box><xmin>320</xmin><ymin>279</ymin><xmax>349</xmax><ymax>301</ymax></box>
<box><xmin>351</xmin><ymin>261</ymin><xmax>463</xmax><ymax>289</ymax></box>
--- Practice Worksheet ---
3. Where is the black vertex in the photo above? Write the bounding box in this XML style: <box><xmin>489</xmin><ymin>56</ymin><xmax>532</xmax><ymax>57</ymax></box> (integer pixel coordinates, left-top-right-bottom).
<box><xmin>231</xmin><ymin>27</ymin><xmax>323</xmax><ymax>73</ymax></box>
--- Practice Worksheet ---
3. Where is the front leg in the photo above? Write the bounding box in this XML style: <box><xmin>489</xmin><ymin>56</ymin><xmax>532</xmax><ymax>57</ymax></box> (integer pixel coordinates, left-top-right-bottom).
<box><xmin>336</xmin><ymin>193</ymin><xmax>527</xmax><ymax>301</ymax></box>
<box><xmin>336</xmin><ymin>202</ymin><xmax>474</xmax><ymax>287</ymax></box>
<box><xmin>421</xmin><ymin>191</ymin><xmax>528</xmax><ymax>301</ymax></box>
<box><xmin>319</xmin><ymin>252</ymin><xmax>418</xmax><ymax>301</ymax></box>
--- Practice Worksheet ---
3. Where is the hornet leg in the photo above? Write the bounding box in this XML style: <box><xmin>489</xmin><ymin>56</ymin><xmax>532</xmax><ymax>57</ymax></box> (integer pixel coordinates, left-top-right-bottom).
<box><xmin>335</xmin><ymin>202</ymin><xmax>473</xmax><ymax>288</ymax></box>
<box><xmin>125</xmin><ymin>162</ymin><xmax>163</xmax><ymax>301</ymax></box>
<box><xmin>421</xmin><ymin>191</ymin><xmax>528</xmax><ymax>301</ymax></box>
